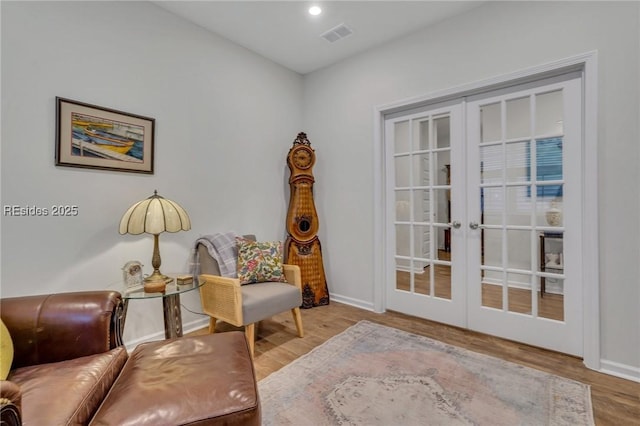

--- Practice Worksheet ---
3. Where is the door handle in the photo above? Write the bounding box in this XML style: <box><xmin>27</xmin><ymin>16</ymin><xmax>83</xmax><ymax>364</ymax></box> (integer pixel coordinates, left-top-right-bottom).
<box><xmin>451</xmin><ymin>221</ymin><xmax>461</xmax><ymax>229</ymax></box>
<box><xmin>469</xmin><ymin>222</ymin><xmax>479</xmax><ymax>230</ymax></box>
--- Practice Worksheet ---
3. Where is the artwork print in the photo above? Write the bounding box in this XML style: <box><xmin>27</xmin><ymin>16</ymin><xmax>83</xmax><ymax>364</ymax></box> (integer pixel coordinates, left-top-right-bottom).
<box><xmin>56</xmin><ymin>97</ymin><xmax>155</xmax><ymax>174</ymax></box>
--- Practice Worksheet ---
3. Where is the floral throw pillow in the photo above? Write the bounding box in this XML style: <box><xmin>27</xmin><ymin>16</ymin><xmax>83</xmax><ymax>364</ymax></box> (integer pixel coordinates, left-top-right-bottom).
<box><xmin>236</xmin><ymin>237</ymin><xmax>287</xmax><ymax>285</ymax></box>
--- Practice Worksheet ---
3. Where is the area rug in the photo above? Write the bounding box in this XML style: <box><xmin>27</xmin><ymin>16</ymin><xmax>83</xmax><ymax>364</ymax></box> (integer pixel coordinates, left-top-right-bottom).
<box><xmin>258</xmin><ymin>320</ymin><xmax>594</xmax><ymax>425</ymax></box>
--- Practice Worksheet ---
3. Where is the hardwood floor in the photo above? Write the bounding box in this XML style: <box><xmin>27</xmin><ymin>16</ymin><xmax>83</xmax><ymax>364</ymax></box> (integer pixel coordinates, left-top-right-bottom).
<box><xmin>189</xmin><ymin>302</ymin><xmax>639</xmax><ymax>426</ymax></box>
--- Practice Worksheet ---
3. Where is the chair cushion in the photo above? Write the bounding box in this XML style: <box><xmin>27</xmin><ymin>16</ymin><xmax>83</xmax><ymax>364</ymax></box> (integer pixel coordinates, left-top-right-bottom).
<box><xmin>236</xmin><ymin>238</ymin><xmax>286</xmax><ymax>285</ymax></box>
<box><xmin>9</xmin><ymin>346</ymin><xmax>128</xmax><ymax>426</ymax></box>
<box><xmin>241</xmin><ymin>282</ymin><xmax>302</xmax><ymax>324</ymax></box>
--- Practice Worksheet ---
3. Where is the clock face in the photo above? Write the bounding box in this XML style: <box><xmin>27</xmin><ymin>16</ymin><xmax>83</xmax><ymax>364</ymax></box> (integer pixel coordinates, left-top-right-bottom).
<box><xmin>297</xmin><ymin>215</ymin><xmax>312</xmax><ymax>234</ymax></box>
<box><xmin>292</xmin><ymin>147</ymin><xmax>313</xmax><ymax>169</ymax></box>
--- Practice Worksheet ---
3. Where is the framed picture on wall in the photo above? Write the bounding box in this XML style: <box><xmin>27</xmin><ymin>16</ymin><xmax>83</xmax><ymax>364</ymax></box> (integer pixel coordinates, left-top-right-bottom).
<box><xmin>55</xmin><ymin>97</ymin><xmax>155</xmax><ymax>174</ymax></box>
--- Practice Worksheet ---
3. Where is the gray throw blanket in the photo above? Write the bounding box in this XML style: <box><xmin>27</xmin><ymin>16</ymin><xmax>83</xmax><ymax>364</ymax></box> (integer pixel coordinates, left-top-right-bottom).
<box><xmin>193</xmin><ymin>232</ymin><xmax>239</xmax><ymax>277</ymax></box>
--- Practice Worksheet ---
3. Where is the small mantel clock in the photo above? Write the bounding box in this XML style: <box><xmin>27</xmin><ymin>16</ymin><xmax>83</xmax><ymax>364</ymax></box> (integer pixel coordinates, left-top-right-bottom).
<box><xmin>285</xmin><ymin>132</ymin><xmax>329</xmax><ymax>308</ymax></box>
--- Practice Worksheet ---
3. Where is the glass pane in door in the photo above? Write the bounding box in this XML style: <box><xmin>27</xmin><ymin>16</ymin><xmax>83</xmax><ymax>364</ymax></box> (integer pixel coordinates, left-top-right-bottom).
<box><xmin>434</xmin><ymin>116</ymin><xmax>451</xmax><ymax>148</ymax></box>
<box><xmin>507</xmin><ymin>272</ymin><xmax>532</xmax><ymax>315</ymax></box>
<box><xmin>394</xmin><ymin>120</ymin><xmax>410</xmax><ymax>153</ymax></box>
<box><xmin>395</xmin><ymin>190</ymin><xmax>410</xmax><ymax>222</ymax></box>
<box><xmin>506</xmin><ymin>97</ymin><xmax>530</xmax><ymax>139</ymax></box>
<box><xmin>506</xmin><ymin>141</ymin><xmax>530</xmax><ymax>183</ymax></box>
<box><xmin>538</xmin><ymin>231</ymin><xmax>564</xmax><ymax>321</ymax></box>
<box><xmin>480</xmin><ymin>144</ymin><xmax>503</xmax><ymax>184</ymax></box>
<box><xmin>481</xmin><ymin>103</ymin><xmax>501</xmax><ymax>143</ymax></box>
<box><xmin>536</xmin><ymin>187</ymin><xmax>564</xmax><ymax>227</ymax></box>
<box><xmin>536</xmin><ymin>91</ymin><xmax>563</xmax><ymax>134</ymax></box>
<box><xmin>395</xmin><ymin>156</ymin><xmax>410</xmax><ymax>187</ymax></box>
<box><xmin>482</xmin><ymin>277</ymin><xmax>502</xmax><ymax>310</ymax></box>
<box><xmin>413</xmin><ymin>224</ymin><xmax>430</xmax><ymax>296</ymax></box>
<box><xmin>395</xmin><ymin>222</ymin><xmax>410</xmax><ymax>292</ymax></box>
<box><xmin>414</xmin><ymin>119</ymin><xmax>430</xmax><ymax>150</ymax></box>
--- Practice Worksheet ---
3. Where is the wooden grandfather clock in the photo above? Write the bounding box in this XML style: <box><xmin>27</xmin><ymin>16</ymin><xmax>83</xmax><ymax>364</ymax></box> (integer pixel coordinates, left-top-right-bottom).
<box><xmin>285</xmin><ymin>132</ymin><xmax>330</xmax><ymax>308</ymax></box>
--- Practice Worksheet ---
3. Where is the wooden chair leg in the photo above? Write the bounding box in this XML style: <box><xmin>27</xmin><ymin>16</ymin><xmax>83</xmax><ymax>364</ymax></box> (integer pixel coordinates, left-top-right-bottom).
<box><xmin>245</xmin><ymin>323</ymin><xmax>255</xmax><ymax>357</ymax></box>
<box><xmin>291</xmin><ymin>307</ymin><xmax>304</xmax><ymax>338</ymax></box>
<box><xmin>208</xmin><ymin>317</ymin><xmax>217</xmax><ymax>334</ymax></box>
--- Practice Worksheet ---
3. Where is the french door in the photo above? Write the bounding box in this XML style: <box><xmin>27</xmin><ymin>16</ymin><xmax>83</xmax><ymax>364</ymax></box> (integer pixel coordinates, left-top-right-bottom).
<box><xmin>385</xmin><ymin>73</ymin><xmax>584</xmax><ymax>356</ymax></box>
<box><xmin>385</xmin><ymin>102</ymin><xmax>465</xmax><ymax>327</ymax></box>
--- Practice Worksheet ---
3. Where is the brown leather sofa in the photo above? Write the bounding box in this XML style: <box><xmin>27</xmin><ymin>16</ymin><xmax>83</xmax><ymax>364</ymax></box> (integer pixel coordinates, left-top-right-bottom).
<box><xmin>0</xmin><ymin>291</ymin><xmax>261</xmax><ymax>426</ymax></box>
<box><xmin>0</xmin><ymin>291</ymin><xmax>127</xmax><ymax>425</ymax></box>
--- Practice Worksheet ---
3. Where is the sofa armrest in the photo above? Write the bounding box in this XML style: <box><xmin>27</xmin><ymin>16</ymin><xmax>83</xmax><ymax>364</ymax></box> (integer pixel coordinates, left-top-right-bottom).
<box><xmin>0</xmin><ymin>291</ymin><xmax>123</xmax><ymax>369</ymax></box>
<box><xmin>1</xmin><ymin>380</ymin><xmax>22</xmax><ymax>426</ymax></box>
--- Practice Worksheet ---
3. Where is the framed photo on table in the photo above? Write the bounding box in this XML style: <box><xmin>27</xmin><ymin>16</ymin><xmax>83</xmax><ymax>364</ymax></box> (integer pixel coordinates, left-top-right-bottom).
<box><xmin>122</xmin><ymin>261</ymin><xmax>144</xmax><ymax>289</ymax></box>
<box><xmin>55</xmin><ymin>97</ymin><xmax>155</xmax><ymax>174</ymax></box>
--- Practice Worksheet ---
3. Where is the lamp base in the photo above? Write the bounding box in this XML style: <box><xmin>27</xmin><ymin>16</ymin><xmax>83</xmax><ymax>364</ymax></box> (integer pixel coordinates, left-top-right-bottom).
<box><xmin>144</xmin><ymin>271</ymin><xmax>173</xmax><ymax>284</ymax></box>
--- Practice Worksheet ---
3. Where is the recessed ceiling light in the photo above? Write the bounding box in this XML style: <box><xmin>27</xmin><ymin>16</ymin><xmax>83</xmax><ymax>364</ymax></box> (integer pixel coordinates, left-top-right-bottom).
<box><xmin>309</xmin><ymin>6</ymin><xmax>322</xmax><ymax>16</ymax></box>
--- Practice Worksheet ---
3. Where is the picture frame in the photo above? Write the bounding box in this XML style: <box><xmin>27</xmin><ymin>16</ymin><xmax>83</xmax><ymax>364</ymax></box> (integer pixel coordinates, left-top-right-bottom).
<box><xmin>122</xmin><ymin>260</ymin><xmax>144</xmax><ymax>289</ymax></box>
<box><xmin>55</xmin><ymin>97</ymin><xmax>155</xmax><ymax>174</ymax></box>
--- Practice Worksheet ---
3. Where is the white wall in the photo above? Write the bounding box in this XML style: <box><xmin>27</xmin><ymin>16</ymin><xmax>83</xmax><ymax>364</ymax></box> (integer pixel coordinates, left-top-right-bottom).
<box><xmin>303</xmin><ymin>1</ymin><xmax>639</xmax><ymax>373</ymax></box>
<box><xmin>1</xmin><ymin>1</ymin><xmax>302</xmax><ymax>344</ymax></box>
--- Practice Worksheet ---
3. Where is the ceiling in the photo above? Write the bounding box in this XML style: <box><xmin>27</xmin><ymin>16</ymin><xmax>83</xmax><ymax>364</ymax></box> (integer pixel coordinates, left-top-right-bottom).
<box><xmin>152</xmin><ymin>1</ymin><xmax>484</xmax><ymax>75</ymax></box>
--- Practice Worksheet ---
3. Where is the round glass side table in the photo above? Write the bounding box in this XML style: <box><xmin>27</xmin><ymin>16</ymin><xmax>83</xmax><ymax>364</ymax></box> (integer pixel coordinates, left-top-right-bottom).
<box><xmin>113</xmin><ymin>274</ymin><xmax>202</xmax><ymax>339</ymax></box>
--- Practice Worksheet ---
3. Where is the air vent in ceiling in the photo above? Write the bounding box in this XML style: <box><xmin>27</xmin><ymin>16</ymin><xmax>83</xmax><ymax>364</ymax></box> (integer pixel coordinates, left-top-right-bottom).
<box><xmin>320</xmin><ymin>23</ymin><xmax>353</xmax><ymax>43</ymax></box>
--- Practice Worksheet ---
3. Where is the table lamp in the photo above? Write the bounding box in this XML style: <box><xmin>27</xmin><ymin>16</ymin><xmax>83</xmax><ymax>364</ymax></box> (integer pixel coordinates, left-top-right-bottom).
<box><xmin>119</xmin><ymin>190</ymin><xmax>191</xmax><ymax>284</ymax></box>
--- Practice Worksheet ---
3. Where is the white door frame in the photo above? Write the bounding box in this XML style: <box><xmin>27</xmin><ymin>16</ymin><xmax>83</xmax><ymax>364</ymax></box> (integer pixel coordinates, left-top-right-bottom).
<box><xmin>372</xmin><ymin>51</ymin><xmax>599</xmax><ymax>369</ymax></box>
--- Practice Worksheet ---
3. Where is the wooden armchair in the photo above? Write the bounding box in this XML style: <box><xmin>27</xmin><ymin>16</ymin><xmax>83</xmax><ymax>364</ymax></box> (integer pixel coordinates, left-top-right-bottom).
<box><xmin>197</xmin><ymin>240</ymin><xmax>304</xmax><ymax>356</ymax></box>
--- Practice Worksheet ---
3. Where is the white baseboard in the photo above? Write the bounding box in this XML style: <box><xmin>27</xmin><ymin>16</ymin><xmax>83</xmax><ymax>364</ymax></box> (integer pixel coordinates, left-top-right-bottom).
<box><xmin>124</xmin><ymin>317</ymin><xmax>209</xmax><ymax>352</ymax></box>
<box><xmin>599</xmin><ymin>359</ymin><xmax>640</xmax><ymax>383</ymax></box>
<box><xmin>124</xmin><ymin>333</ymin><xmax>162</xmax><ymax>352</ymax></box>
<box><xmin>330</xmin><ymin>293</ymin><xmax>376</xmax><ymax>312</ymax></box>
<box><xmin>182</xmin><ymin>317</ymin><xmax>210</xmax><ymax>335</ymax></box>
